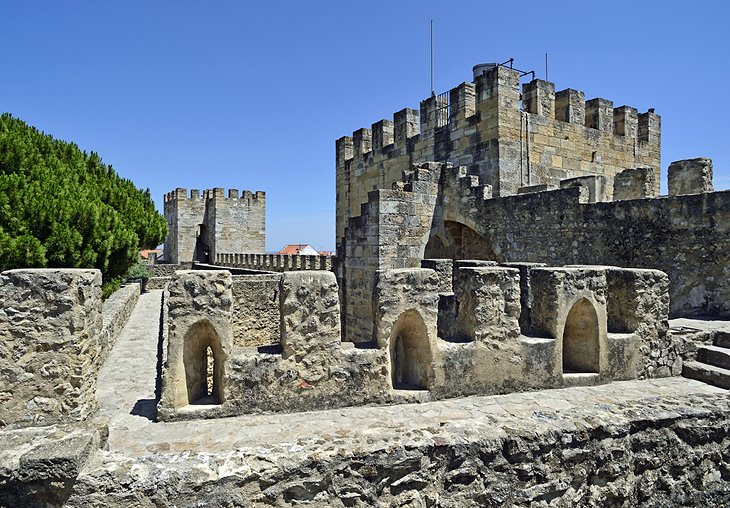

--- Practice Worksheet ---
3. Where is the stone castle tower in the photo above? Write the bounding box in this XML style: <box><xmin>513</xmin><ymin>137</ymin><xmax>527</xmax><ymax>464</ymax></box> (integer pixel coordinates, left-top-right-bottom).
<box><xmin>163</xmin><ymin>187</ymin><xmax>265</xmax><ymax>264</ymax></box>
<box><xmin>335</xmin><ymin>63</ymin><xmax>661</xmax><ymax>251</ymax></box>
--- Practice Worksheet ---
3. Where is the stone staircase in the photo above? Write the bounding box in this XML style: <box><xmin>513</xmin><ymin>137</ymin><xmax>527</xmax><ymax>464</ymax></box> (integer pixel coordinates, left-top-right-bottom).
<box><xmin>683</xmin><ymin>332</ymin><xmax>730</xmax><ymax>389</ymax></box>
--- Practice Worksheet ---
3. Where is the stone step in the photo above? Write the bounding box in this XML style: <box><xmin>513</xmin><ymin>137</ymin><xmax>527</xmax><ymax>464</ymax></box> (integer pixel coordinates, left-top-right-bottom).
<box><xmin>697</xmin><ymin>345</ymin><xmax>730</xmax><ymax>370</ymax></box>
<box><xmin>562</xmin><ymin>372</ymin><xmax>601</xmax><ymax>388</ymax></box>
<box><xmin>683</xmin><ymin>361</ymin><xmax>730</xmax><ymax>390</ymax></box>
<box><xmin>715</xmin><ymin>331</ymin><xmax>730</xmax><ymax>348</ymax></box>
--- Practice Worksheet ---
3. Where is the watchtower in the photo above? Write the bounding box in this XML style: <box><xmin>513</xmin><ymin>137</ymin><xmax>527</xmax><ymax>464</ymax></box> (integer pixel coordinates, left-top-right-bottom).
<box><xmin>163</xmin><ymin>188</ymin><xmax>265</xmax><ymax>264</ymax></box>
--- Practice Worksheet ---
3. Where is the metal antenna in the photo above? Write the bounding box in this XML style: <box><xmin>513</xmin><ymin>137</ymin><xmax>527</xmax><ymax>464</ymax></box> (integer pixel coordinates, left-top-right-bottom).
<box><xmin>545</xmin><ymin>52</ymin><xmax>549</xmax><ymax>81</ymax></box>
<box><xmin>430</xmin><ymin>20</ymin><xmax>435</xmax><ymax>96</ymax></box>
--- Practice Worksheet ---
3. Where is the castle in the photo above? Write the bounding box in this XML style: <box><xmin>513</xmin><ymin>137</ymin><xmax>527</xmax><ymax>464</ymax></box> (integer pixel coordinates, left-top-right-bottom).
<box><xmin>162</xmin><ymin>187</ymin><xmax>265</xmax><ymax>263</ymax></box>
<box><xmin>335</xmin><ymin>63</ymin><xmax>661</xmax><ymax>250</ymax></box>
<box><xmin>1</xmin><ymin>63</ymin><xmax>729</xmax><ymax>506</ymax></box>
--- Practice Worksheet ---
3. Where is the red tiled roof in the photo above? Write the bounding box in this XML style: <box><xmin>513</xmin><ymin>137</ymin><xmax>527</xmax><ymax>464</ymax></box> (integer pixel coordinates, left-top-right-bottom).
<box><xmin>277</xmin><ymin>244</ymin><xmax>318</xmax><ymax>255</ymax></box>
<box><xmin>140</xmin><ymin>249</ymin><xmax>163</xmax><ymax>259</ymax></box>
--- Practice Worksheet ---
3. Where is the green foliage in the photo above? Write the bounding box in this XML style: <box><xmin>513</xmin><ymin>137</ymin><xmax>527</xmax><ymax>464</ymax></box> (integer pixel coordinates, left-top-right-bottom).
<box><xmin>124</xmin><ymin>261</ymin><xmax>152</xmax><ymax>281</ymax></box>
<box><xmin>101</xmin><ymin>278</ymin><xmax>122</xmax><ymax>301</ymax></box>
<box><xmin>0</xmin><ymin>113</ymin><xmax>167</xmax><ymax>281</ymax></box>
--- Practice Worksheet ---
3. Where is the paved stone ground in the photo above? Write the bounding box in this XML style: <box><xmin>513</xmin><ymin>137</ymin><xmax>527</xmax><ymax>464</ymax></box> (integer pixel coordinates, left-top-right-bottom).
<box><xmin>93</xmin><ymin>292</ymin><xmax>728</xmax><ymax>458</ymax></box>
<box><xmin>95</xmin><ymin>289</ymin><xmax>162</xmax><ymax>452</ymax></box>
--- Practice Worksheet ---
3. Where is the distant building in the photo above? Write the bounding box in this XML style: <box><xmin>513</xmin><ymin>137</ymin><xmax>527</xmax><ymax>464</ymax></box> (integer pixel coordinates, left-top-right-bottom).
<box><xmin>163</xmin><ymin>187</ymin><xmax>265</xmax><ymax>264</ymax></box>
<box><xmin>278</xmin><ymin>244</ymin><xmax>320</xmax><ymax>256</ymax></box>
<box><xmin>139</xmin><ymin>249</ymin><xmax>163</xmax><ymax>261</ymax></box>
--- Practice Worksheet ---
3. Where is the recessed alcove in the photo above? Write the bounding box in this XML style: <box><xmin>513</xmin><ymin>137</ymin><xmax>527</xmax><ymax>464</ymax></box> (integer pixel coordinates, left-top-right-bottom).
<box><xmin>562</xmin><ymin>298</ymin><xmax>600</xmax><ymax>374</ymax></box>
<box><xmin>183</xmin><ymin>320</ymin><xmax>225</xmax><ymax>405</ymax></box>
<box><xmin>389</xmin><ymin>310</ymin><xmax>433</xmax><ymax>390</ymax></box>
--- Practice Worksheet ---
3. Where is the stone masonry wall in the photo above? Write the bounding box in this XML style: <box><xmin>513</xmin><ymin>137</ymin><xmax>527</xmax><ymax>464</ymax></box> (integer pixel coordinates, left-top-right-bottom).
<box><xmin>99</xmin><ymin>282</ymin><xmax>140</xmax><ymax>364</ymax></box>
<box><xmin>159</xmin><ymin>270</ymin><xmax>392</xmax><ymax>420</ymax></box>
<box><xmin>344</xmin><ymin>163</ymin><xmax>729</xmax><ymax>322</ymax></box>
<box><xmin>336</xmin><ymin>65</ymin><xmax>660</xmax><ymax>249</ymax></box>
<box><xmin>57</xmin><ymin>383</ymin><xmax>730</xmax><ymax>507</ymax></box>
<box><xmin>0</xmin><ymin>269</ymin><xmax>103</xmax><ymax>428</ymax></box>
<box><xmin>163</xmin><ymin>188</ymin><xmax>265</xmax><ymax>264</ymax></box>
<box><xmin>163</xmin><ymin>189</ymin><xmax>205</xmax><ymax>264</ymax></box>
<box><xmin>231</xmin><ymin>274</ymin><xmax>281</xmax><ymax>348</ymax></box>
<box><xmin>342</xmin><ymin>169</ymin><xmax>438</xmax><ymax>343</ymax></box>
<box><xmin>205</xmin><ymin>188</ymin><xmax>265</xmax><ymax>262</ymax></box>
<box><xmin>471</xmin><ymin>188</ymin><xmax>730</xmax><ymax>318</ymax></box>
<box><xmin>216</xmin><ymin>252</ymin><xmax>333</xmax><ymax>272</ymax></box>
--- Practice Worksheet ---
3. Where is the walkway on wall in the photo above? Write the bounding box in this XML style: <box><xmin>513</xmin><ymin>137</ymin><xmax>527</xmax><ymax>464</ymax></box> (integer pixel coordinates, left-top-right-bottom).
<box><xmin>96</xmin><ymin>290</ymin><xmax>163</xmax><ymax>451</ymax></box>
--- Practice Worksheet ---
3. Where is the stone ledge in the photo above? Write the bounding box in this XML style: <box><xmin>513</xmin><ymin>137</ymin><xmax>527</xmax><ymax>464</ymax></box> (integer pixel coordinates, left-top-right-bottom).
<box><xmin>0</xmin><ymin>420</ymin><xmax>108</xmax><ymax>507</ymax></box>
<box><xmin>60</xmin><ymin>379</ymin><xmax>730</xmax><ymax>506</ymax></box>
<box><xmin>100</xmin><ymin>282</ymin><xmax>140</xmax><ymax>360</ymax></box>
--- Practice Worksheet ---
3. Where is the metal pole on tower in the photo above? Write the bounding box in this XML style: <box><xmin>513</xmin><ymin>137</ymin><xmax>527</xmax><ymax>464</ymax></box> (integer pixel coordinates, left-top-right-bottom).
<box><xmin>431</xmin><ymin>19</ymin><xmax>434</xmax><ymax>96</ymax></box>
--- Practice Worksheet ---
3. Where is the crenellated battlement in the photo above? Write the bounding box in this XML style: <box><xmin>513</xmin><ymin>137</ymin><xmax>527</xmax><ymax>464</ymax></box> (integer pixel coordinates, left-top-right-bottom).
<box><xmin>338</xmin><ymin>68</ymin><xmax>658</xmax><ymax>168</ymax></box>
<box><xmin>336</xmin><ymin>63</ymin><xmax>661</xmax><ymax>248</ymax></box>
<box><xmin>164</xmin><ymin>188</ymin><xmax>265</xmax><ymax>203</ymax></box>
<box><xmin>163</xmin><ymin>186</ymin><xmax>266</xmax><ymax>264</ymax></box>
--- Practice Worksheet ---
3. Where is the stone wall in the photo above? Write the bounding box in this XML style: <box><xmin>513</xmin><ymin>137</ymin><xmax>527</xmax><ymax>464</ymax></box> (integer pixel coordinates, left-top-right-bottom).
<box><xmin>216</xmin><ymin>252</ymin><xmax>334</xmax><ymax>272</ymax></box>
<box><xmin>341</xmin><ymin>165</ymin><xmax>440</xmax><ymax>343</ymax></box>
<box><xmin>158</xmin><ymin>270</ymin><xmax>393</xmax><ymax>420</ymax></box>
<box><xmin>470</xmin><ymin>187</ymin><xmax>730</xmax><ymax>318</ymax></box>
<box><xmin>205</xmin><ymin>188</ymin><xmax>266</xmax><ymax>262</ymax></box>
<box><xmin>231</xmin><ymin>274</ymin><xmax>281</xmax><ymax>348</ymax></box>
<box><xmin>163</xmin><ymin>188</ymin><xmax>265</xmax><ymax>264</ymax></box>
<box><xmin>342</xmin><ymin>162</ymin><xmax>730</xmax><ymax>328</ymax></box>
<box><xmin>157</xmin><ymin>262</ymin><xmax>677</xmax><ymax>420</ymax></box>
<box><xmin>158</xmin><ymin>270</ymin><xmax>234</xmax><ymax>415</ymax></box>
<box><xmin>25</xmin><ymin>382</ymin><xmax>730</xmax><ymax>507</ymax></box>
<box><xmin>150</xmin><ymin>262</ymin><xmax>193</xmax><ymax>277</ymax></box>
<box><xmin>99</xmin><ymin>282</ymin><xmax>140</xmax><ymax>363</ymax></box>
<box><xmin>0</xmin><ymin>269</ymin><xmax>103</xmax><ymax>428</ymax></box>
<box><xmin>336</xmin><ymin>64</ymin><xmax>660</xmax><ymax>249</ymax></box>
<box><xmin>163</xmin><ymin>189</ymin><xmax>206</xmax><ymax>263</ymax></box>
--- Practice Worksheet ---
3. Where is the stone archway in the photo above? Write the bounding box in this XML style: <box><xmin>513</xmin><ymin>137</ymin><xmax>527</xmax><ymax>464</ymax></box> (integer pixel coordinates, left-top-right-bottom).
<box><xmin>183</xmin><ymin>320</ymin><xmax>225</xmax><ymax>404</ymax></box>
<box><xmin>562</xmin><ymin>298</ymin><xmax>600</xmax><ymax>373</ymax></box>
<box><xmin>389</xmin><ymin>310</ymin><xmax>433</xmax><ymax>390</ymax></box>
<box><xmin>424</xmin><ymin>220</ymin><xmax>497</xmax><ymax>261</ymax></box>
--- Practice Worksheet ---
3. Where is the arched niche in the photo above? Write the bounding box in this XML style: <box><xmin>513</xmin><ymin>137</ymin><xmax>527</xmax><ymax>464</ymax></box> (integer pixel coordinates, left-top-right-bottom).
<box><xmin>424</xmin><ymin>220</ymin><xmax>497</xmax><ymax>261</ymax></box>
<box><xmin>562</xmin><ymin>298</ymin><xmax>600</xmax><ymax>373</ymax></box>
<box><xmin>389</xmin><ymin>310</ymin><xmax>433</xmax><ymax>390</ymax></box>
<box><xmin>183</xmin><ymin>320</ymin><xmax>225</xmax><ymax>404</ymax></box>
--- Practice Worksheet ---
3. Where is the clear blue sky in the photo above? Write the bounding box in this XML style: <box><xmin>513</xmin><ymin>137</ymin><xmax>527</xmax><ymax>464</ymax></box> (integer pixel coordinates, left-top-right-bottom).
<box><xmin>2</xmin><ymin>1</ymin><xmax>728</xmax><ymax>252</ymax></box>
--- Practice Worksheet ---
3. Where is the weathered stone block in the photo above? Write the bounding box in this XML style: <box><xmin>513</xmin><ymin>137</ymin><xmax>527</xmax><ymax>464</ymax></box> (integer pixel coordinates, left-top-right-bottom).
<box><xmin>454</xmin><ymin>267</ymin><xmax>521</xmax><ymax>342</ymax></box>
<box><xmin>530</xmin><ymin>267</ymin><xmax>608</xmax><ymax>374</ymax></box>
<box><xmin>613</xmin><ymin>167</ymin><xmax>657</xmax><ymax>200</ymax></box>
<box><xmin>606</xmin><ymin>267</ymin><xmax>669</xmax><ymax>336</ymax></box>
<box><xmin>555</xmin><ymin>89</ymin><xmax>585</xmax><ymax>124</ymax></box>
<box><xmin>522</xmin><ymin>79</ymin><xmax>555</xmax><ymax>117</ymax></box>
<box><xmin>585</xmin><ymin>98</ymin><xmax>614</xmax><ymax>132</ymax></box>
<box><xmin>560</xmin><ymin>175</ymin><xmax>608</xmax><ymax>203</ymax></box>
<box><xmin>159</xmin><ymin>270</ymin><xmax>234</xmax><ymax>414</ymax></box>
<box><xmin>280</xmin><ymin>271</ymin><xmax>341</xmax><ymax>360</ymax></box>
<box><xmin>420</xmin><ymin>259</ymin><xmax>453</xmax><ymax>293</ymax></box>
<box><xmin>0</xmin><ymin>269</ymin><xmax>102</xmax><ymax>428</ymax></box>
<box><xmin>373</xmin><ymin>268</ymin><xmax>439</xmax><ymax>349</ymax></box>
<box><xmin>373</xmin><ymin>268</ymin><xmax>439</xmax><ymax>389</ymax></box>
<box><xmin>501</xmin><ymin>262</ymin><xmax>547</xmax><ymax>333</ymax></box>
<box><xmin>668</xmin><ymin>158</ymin><xmax>713</xmax><ymax>196</ymax></box>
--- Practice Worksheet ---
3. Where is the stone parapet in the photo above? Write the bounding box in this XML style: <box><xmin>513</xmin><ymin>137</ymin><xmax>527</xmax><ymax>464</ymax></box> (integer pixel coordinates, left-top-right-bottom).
<box><xmin>668</xmin><ymin>158</ymin><xmax>714</xmax><ymax>195</ymax></box>
<box><xmin>215</xmin><ymin>252</ymin><xmax>334</xmax><ymax>272</ymax></box>
<box><xmin>0</xmin><ymin>269</ymin><xmax>103</xmax><ymax>428</ymax></box>
<box><xmin>34</xmin><ymin>380</ymin><xmax>729</xmax><ymax>506</ymax></box>
<box><xmin>99</xmin><ymin>283</ymin><xmax>140</xmax><ymax>364</ymax></box>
